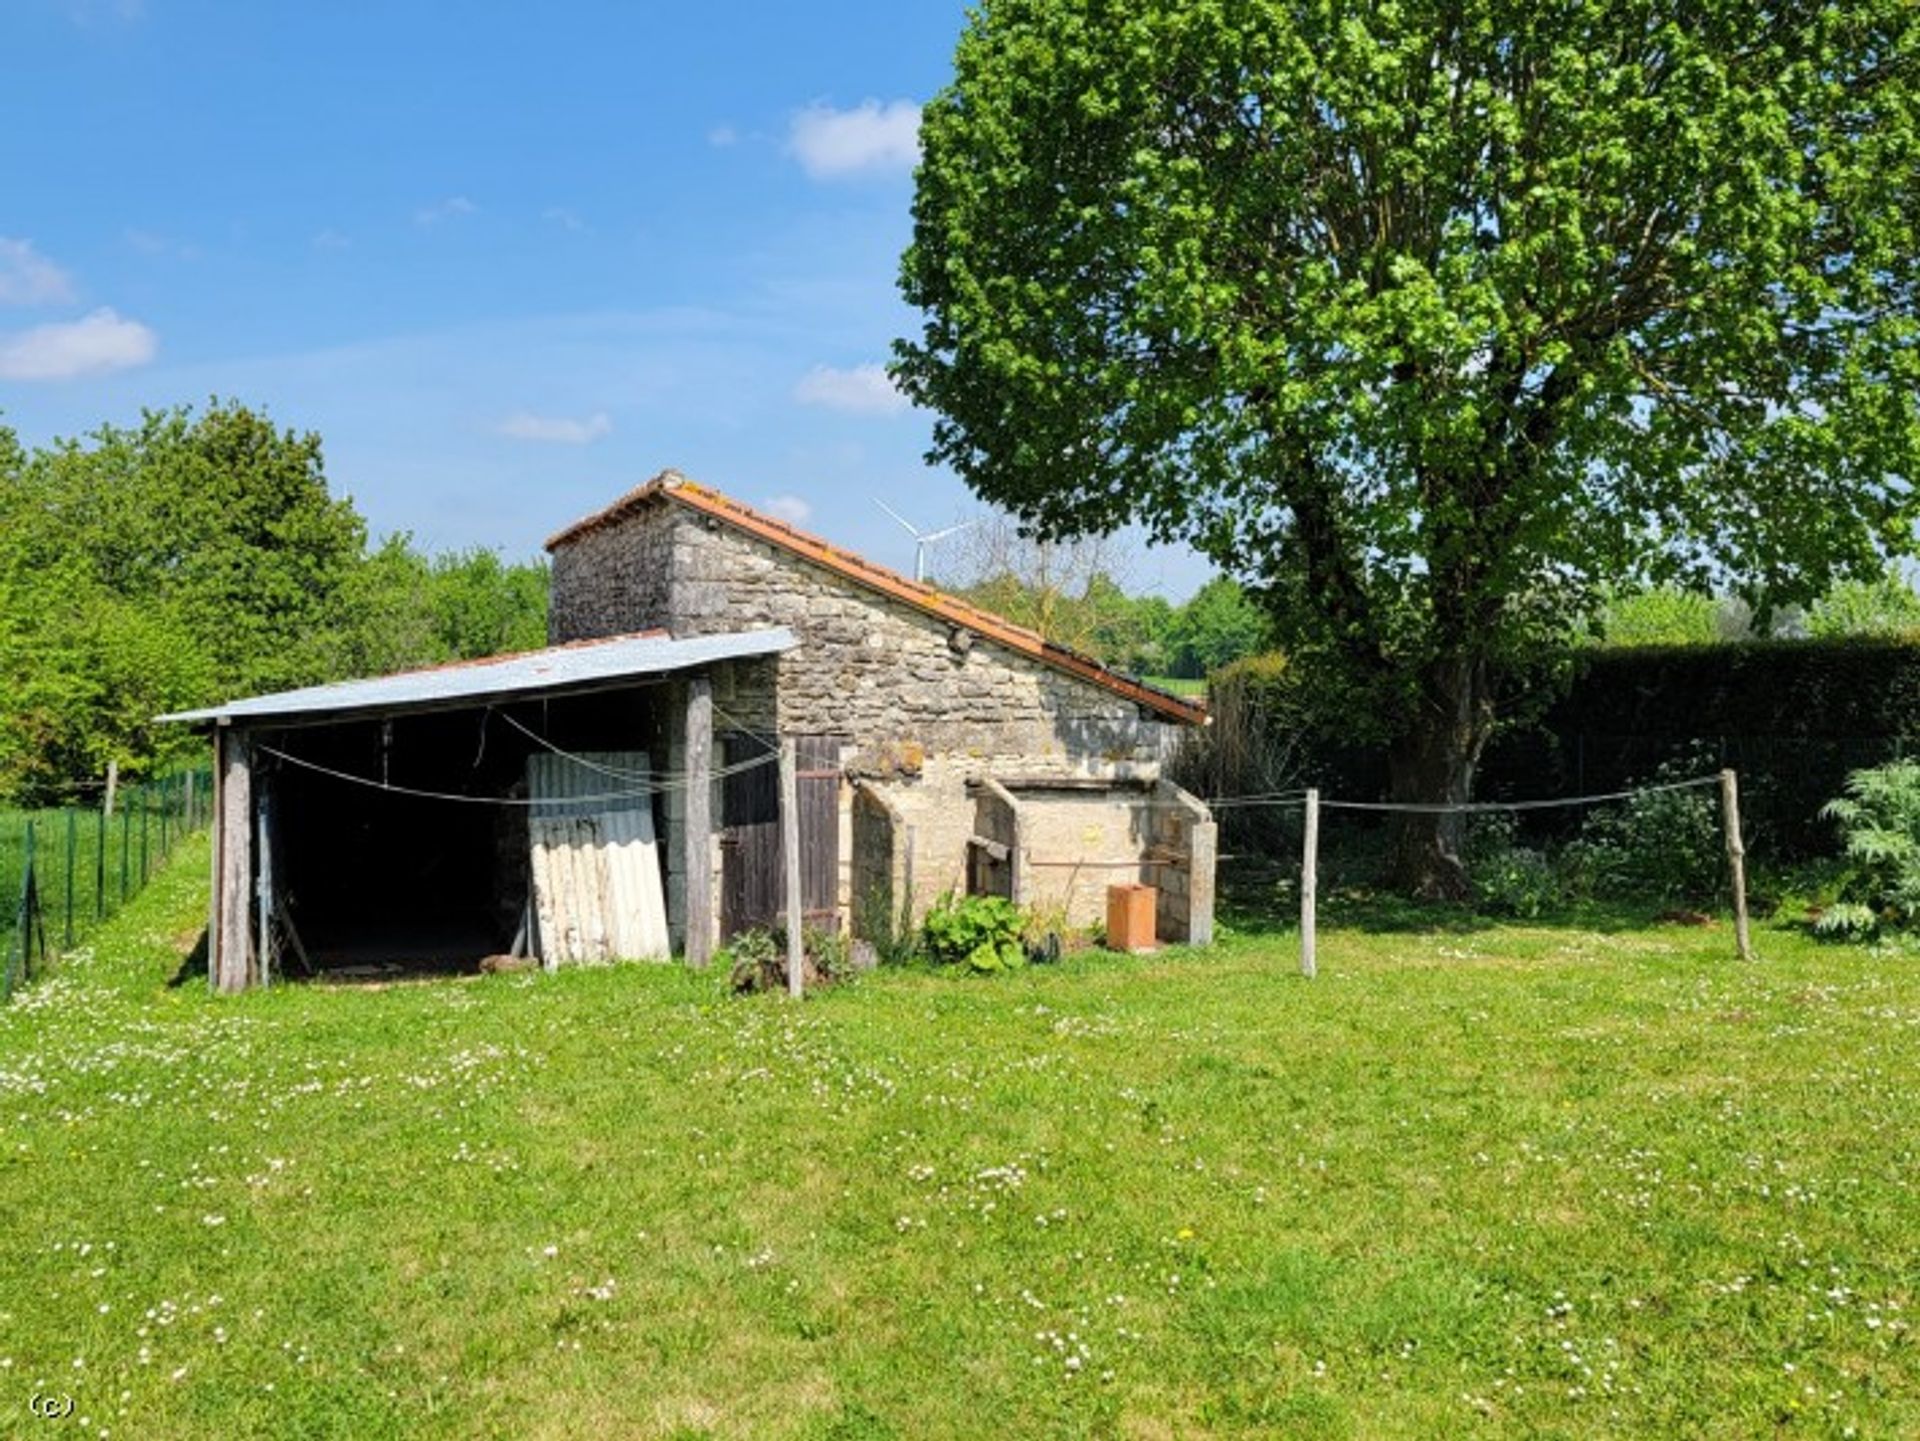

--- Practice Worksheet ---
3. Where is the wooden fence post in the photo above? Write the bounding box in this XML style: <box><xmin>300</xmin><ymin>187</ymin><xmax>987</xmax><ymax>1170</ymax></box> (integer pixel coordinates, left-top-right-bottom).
<box><xmin>1720</xmin><ymin>769</ymin><xmax>1753</xmax><ymax>962</ymax></box>
<box><xmin>215</xmin><ymin>728</ymin><xmax>254</xmax><ymax>994</ymax></box>
<box><xmin>1300</xmin><ymin>788</ymin><xmax>1320</xmax><ymax>979</ymax></box>
<box><xmin>255</xmin><ymin>785</ymin><xmax>274</xmax><ymax>988</ymax></box>
<box><xmin>780</xmin><ymin>738</ymin><xmax>805</xmax><ymax>999</ymax></box>
<box><xmin>682</xmin><ymin>677</ymin><xmax>715</xmax><ymax>967</ymax></box>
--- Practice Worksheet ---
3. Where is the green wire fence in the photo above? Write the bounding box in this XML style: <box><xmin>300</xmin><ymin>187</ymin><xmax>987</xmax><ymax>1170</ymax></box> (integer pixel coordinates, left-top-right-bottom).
<box><xmin>3</xmin><ymin>768</ymin><xmax>214</xmax><ymax>1004</ymax></box>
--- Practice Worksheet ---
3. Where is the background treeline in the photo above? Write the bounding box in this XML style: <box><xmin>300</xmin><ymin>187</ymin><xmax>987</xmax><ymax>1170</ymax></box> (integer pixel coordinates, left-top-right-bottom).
<box><xmin>957</xmin><ymin>572</ymin><xmax>1270</xmax><ymax>682</ymax></box>
<box><xmin>938</xmin><ymin>517</ymin><xmax>1271</xmax><ymax>682</ymax></box>
<box><xmin>0</xmin><ymin>401</ymin><xmax>547</xmax><ymax>805</ymax></box>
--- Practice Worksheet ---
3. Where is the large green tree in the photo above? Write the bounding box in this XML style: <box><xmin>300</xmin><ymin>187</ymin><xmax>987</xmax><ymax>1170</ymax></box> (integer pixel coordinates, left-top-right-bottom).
<box><xmin>897</xmin><ymin>0</ymin><xmax>1920</xmax><ymax>894</ymax></box>
<box><xmin>0</xmin><ymin>401</ymin><xmax>552</xmax><ymax>803</ymax></box>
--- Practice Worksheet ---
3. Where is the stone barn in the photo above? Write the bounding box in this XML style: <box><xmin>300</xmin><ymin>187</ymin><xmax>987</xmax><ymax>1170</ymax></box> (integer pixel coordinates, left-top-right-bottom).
<box><xmin>547</xmin><ymin>471</ymin><xmax>1216</xmax><ymax>952</ymax></box>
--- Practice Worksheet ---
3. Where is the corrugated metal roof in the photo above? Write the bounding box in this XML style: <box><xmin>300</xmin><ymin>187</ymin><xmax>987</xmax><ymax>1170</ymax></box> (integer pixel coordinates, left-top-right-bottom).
<box><xmin>160</xmin><ymin>628</ymin><xmax>797</xmax><ymax>726</ymax></box>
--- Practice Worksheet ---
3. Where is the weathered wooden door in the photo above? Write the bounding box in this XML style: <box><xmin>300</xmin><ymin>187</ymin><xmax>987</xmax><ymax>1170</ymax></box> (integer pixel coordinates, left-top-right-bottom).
<box><xmin>720</xmin><ymin>733</ymin><xmax>842</xmax><ymax>937</ymax></box>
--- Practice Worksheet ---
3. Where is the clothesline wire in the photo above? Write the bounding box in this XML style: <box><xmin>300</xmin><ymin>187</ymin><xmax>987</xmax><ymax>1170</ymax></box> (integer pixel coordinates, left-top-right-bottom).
<box><xmin>1195</xmin><ymin>774</ymin><xmax>1720</xmax><ymax>816</ymax></box>
<box><xmin>256</xmin><ymin>739</ymin><xmax>775</xmax><ymax>808</ymax></box>
<box><xmin>492</xmin><ymin>709</ymin><xmax>773</xmax><ymax>791</ymax></box>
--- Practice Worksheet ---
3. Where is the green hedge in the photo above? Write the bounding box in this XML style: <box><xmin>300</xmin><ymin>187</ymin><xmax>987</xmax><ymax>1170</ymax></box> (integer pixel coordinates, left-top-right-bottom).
<box><xmin>1194</xmin><ymin>639</ymin><xmax>1920</xmax><ymax>859</ymax></box>
<box><xmin>1544</xmin><ymin>639</ymin><xmax>1920</xmax><ymax>740</ymax></box>
<box><xmin>1484</xmin><ymin>639</ymin><xmax>1920</xmax><ymax>856</ymax></box>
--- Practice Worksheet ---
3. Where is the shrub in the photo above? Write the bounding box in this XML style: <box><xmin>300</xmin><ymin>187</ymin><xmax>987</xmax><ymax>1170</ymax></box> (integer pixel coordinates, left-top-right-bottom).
<box><xmin>1816</xmin><ymin>760</ymin><xmax>1920</xmax><ymax>938</ymax></box>
<box><xmin>922</xmin><ymin>894</ymin><xmax>1027</xmax><ymax>973</ymax></box>
<box><xmin>1561</xmin><ymin>754</ymin><xmax>1724</xmax><ymax>905</ymax></box>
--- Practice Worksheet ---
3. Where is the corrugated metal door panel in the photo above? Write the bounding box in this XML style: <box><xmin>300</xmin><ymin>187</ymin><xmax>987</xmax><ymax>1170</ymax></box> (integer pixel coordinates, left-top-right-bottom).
<box><xmin>527</xmin><ymin>752</ymin><xmax>669</xmax><ymax>963</ymax></box>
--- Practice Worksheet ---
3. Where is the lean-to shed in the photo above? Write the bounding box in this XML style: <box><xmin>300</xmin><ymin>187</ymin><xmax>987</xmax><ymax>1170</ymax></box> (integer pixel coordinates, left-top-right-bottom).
<box><xmin>164</xmin><ymin>628</ymin><xmax>795</xmax><ymax>992</ymax></box>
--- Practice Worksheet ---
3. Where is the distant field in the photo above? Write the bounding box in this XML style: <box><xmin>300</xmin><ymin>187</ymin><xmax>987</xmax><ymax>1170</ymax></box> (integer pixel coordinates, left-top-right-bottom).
<box><xmin>1141</xmin><ymin>674</ymin><xmax>1207</xmax><ymax>698</ymax></box>
<box><xmin>0</xmin><ymin>840</ymin><xmax>1913</xmax><ymax>1438</ymax></box>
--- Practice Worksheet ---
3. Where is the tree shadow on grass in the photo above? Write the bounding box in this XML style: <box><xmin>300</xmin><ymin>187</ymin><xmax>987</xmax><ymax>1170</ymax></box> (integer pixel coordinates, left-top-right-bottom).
<box><xmin>168</xmin><ymin>929</ymin><xmax>208</xmax><ymax>988</ymax></box>
<box><xmin>1219</xmin><ymin>858</ymin><xmax>1682</xmax><ymax>939</ymax></box>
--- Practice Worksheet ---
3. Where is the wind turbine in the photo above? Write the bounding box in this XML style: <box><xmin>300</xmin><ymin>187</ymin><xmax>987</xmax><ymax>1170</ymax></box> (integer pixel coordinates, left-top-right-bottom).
<box><xmin>873</xmin><ymin>499</ymin><xmax>977</xmax><ymax>583</ymax></box>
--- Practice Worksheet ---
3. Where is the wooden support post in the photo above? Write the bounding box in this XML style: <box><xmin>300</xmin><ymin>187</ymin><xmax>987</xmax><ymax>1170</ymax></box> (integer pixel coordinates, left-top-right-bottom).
<box><xmin>1300</xmin><ymin>788</ymin><xmax>1320</xmax><ymax>979</ymax></box>
<box><xmin>682</xmin><ymin>677</ymin><xmax>716</xmax><ymax>967</ymax></box>
<box><xmin>206</xmin><ymin>738</ymin><xmax>221</xmax><ymax>983</ymax></box>
<box><xmin>780</xmin><ymin>737</ymin><xmax>804</xmax><ymax>999</ymax></box>
<box><xmin>255</xmin><ymin>784</ymin><xmax>274</xmax><ymax>988</ymax></box>
<box><xmin>214</xmin><ymin>726</ymin><xmax>254</xmax><ymax>994</ymax></box>
<box><xmin>1720</xmin><ymin>769</ymin><xmax>1753</xmax><ymax>962</ymax></box>
<box><xmin>103</xmin><ymin>758</ymin><xmax>118</xmax><ymax>820</ymax></box>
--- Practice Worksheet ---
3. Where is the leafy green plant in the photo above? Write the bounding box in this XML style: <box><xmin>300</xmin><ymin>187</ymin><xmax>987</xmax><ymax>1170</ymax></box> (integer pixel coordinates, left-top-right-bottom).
<box><xmin>922</xmin><ymin>893</ymin><xmax>1026</xmax><ymax>973</ymax></box>
<box><xmin>1817</xmin><ymin>759</ymin><xmax>1920</xmax><ymax>937</ymax></box>
<box><xmin>725</xmin><ymin>924</ymin><xmax>855</xmax><ymax>993</ymax></box>
<box><xmin>723</xmin><ymin>928</ymin><xmax>782</xmax><ymax>994</ymax></box>
<box><xmin>1464</xmin><ymin>816</ymin><xmax>1561</xmax><ymax>919</ymax></box>
<box><xmin>800</xmin><ymin>925</ymin><xmax>851</xmax><ymax>981</ymax></box>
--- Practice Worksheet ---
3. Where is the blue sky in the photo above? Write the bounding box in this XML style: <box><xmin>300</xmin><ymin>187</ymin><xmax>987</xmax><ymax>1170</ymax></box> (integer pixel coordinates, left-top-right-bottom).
<box><xmin>0</xmin><ymin>0</ymin><xmax>1213</xmax><ymax>599</ymax></box>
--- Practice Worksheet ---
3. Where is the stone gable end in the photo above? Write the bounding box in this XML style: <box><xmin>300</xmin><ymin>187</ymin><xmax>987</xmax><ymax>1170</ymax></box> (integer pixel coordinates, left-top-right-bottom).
<box><xmin>550</xmin><ymin>497</ymin><xmax>1182</xmax><ymax>774</ymax></box>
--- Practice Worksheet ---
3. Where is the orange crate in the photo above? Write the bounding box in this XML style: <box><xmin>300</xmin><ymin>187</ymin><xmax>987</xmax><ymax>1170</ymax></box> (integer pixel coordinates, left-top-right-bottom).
<box><xmin>1106</xmin><ymin>883</ymin><xmax>1158</xmax><ymax>952</ymax></box>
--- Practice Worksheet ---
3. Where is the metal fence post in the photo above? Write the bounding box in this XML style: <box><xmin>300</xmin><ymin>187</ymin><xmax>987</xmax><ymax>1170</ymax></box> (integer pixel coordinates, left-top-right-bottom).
<box><xmin>95</xmin><ymin>798</ymin><xmax>106</xmax><ymax>921</ymax></box>
<box><xmin>23</xmin><ymin>821</ymin><xmax>37</xmax><ymax>984</ymax></box>
<box><xmin>7</xmin><ymin>828</ymin><xmax>26</xmax><ymax>1002</ymax></box>
<box><xmin>120</xmin><ymin>802</ymin><xmax>130</xmax><ymax>905</ymax></box>
<box><xmin>64</xmin><ymin>809</ymin><xmax>76</xmax><ymax>950</ymax></box>
<box><xmin>140</xmin><ymin>787</ymin><xmax>150</xmax><ymax>886</ymax></box>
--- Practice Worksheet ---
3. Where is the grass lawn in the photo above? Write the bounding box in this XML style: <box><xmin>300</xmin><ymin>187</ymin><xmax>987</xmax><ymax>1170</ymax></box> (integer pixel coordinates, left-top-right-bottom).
<box><xmin>0</xmin><ymin>836</ymin><xmax>1913</xmax><ymax>1439</ymax></box>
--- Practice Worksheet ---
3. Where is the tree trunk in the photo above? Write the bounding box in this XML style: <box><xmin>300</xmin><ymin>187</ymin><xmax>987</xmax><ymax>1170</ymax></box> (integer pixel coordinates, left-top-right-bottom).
<box><xmin>1386</xmin><ymin>655</ymin><xmax>1495</xmax><ymax>900</ymax></box>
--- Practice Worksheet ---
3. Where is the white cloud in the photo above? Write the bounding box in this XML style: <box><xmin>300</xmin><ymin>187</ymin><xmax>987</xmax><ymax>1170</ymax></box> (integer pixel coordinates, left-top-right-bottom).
<box><xmin>793</xmin><ymin>362</ymin><xmax>909</xmax><ymax>416</ymax></box>
<box><xmin>707</xmin><ymin>124</ymin><xmax>739</xmax><ymax>148</ymax></box>
<box><xmin>762</xmin><ymin>494</ymin><xmax>812</xmax><ymax>525</ymax></box>
<box><xmin>497</xmin><ymin>410</ymin><xmax>613</xmax><ymax>445</ymax></box>
<box><xmin>415</xmin><ymin>196</ymin><xmax>478</xmax><ymax>226</ymax></box>
<box><xmin>0</xmin><ymin>237</ymin><xmax>76</xmax><ymax>306</ymax></box>
<box><xmin>0</xmin><ymin>307</ymin><xmax>157</xmax><ymax>381</ymax></box>
<box><xmin>542</xmin><ymin>207</ymin><xmax>588</xmax><ymax>233</ymax></box>
<box><xmin>65</xmin><ymin>0</ymin><xmax>145</xmax><ymax>25</ymax></box>
<box><xmin>124</xmin><ymin>228</ymin><xmax>201</xmax><ymax>261</ymax></box>
<box><xmin>312</xmin><ymin>228</ymin><xmax>352</xmax><ymax>251</ymax></box>
<box><xmin>788</xmin><ymin>100</ymin><xmax>920</xmax><ymax>180</ymax></box>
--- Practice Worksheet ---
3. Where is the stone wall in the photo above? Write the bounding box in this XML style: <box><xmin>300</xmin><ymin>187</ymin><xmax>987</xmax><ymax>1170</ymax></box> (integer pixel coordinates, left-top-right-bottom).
<box><xmin>549</xmin><ymin>510</ymin><xmax>675</xmax><ymax>644</ymax></box>
<box><xmin>548</xmin><ymin>500</ymin><xmax>1183</xmax><ymax>768</ymax></box>
<box><xmin>1015</xmin><ymin>788</ymin><xmax>1160</xmax><ymax>929</ymax></box>
<box><xmin>1149</xmin><ymin>781</ymin><xmax>1217</xmax><ymax>946</ymax></box>
<box><xmin>849</xmin><ymin>783</ymin><xmax>912</xmax><ymax>948</ymax></box>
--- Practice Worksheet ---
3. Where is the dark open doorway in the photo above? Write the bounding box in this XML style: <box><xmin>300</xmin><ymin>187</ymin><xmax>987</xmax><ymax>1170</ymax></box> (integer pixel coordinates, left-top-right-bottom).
<box><xmin>258</xmin><ymin>687</ymin><xmax>664</xmax><ymax>979</ymax></box>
